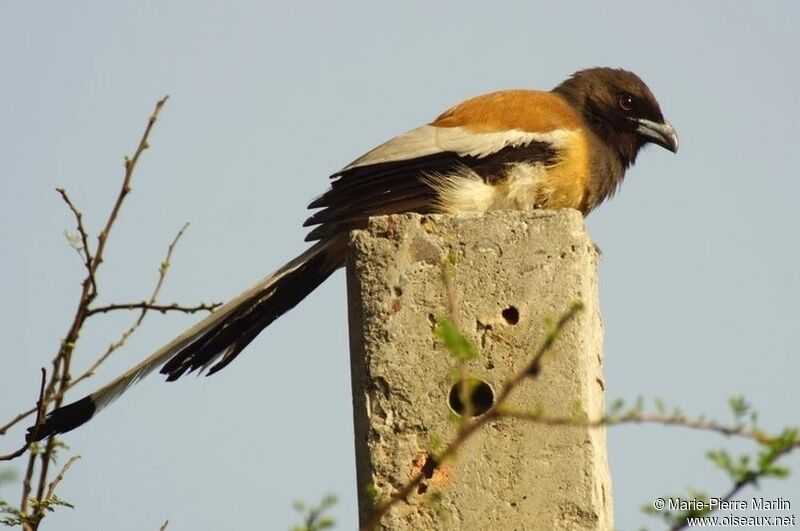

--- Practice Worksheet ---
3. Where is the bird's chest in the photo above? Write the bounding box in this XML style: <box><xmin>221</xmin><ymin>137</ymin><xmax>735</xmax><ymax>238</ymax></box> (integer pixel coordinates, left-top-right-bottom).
<box><xmin>488</xmin><ymin>130</ymin><xmax>591</xmax><ymax>213</ymax></box>
<box><xmin>493</xmin><ymin>160</ymin><xmax>587</xmax><ymax>212</ymax></box>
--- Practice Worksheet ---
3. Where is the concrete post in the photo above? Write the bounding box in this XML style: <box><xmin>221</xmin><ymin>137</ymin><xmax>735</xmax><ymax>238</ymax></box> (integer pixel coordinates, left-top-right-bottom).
<box><xmin>346</xmin><ymin>210</ymin><xmax>612</xmax><ymax>530</ymax></box>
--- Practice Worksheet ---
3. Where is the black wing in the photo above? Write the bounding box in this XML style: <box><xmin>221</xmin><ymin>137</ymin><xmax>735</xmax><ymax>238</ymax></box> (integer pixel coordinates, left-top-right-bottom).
<box><xmin>303</xmin><ymin>141</ymin><xmax>556</xmax><ymax>242</ymax></box>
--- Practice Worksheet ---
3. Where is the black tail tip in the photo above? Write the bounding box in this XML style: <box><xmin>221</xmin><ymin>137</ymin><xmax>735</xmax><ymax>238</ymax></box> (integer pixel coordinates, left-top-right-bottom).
<box><xmin>25</xmin><ymin>396</ymin><xmax>96</xmax><ymax>443</ymax></box>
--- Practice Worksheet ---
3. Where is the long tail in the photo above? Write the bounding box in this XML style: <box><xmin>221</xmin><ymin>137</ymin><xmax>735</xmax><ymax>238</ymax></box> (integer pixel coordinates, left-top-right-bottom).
<box><xmin>26</xmin><ymin>237</ymin><xmax>345</xmax><ymax>442</ymax></box>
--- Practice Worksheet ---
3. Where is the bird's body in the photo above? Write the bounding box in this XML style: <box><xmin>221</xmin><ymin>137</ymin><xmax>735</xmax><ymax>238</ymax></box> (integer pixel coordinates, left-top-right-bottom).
<box><xmin>28</xmin><ymin>67</ymin><xmax>678</xmax><ymax>442</ymax></box>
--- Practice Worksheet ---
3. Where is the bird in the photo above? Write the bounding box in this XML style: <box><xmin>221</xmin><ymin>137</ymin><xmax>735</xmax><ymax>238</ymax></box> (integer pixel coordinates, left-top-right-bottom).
<box><xmin>26</xmin><ymin>66</ymin><xmax>678</xmax><ymax>442</ymax></box>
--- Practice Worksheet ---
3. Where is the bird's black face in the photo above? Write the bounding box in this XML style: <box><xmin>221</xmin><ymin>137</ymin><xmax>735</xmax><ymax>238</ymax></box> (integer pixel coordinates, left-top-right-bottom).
<box><xmin>612</xmin><ymin>87</ymin><xmax>678</xmax><ymax>155</ymax></box>
<box><xmin>589</xmin><ymin>70</ymin><xmax>678</xmax><ymax>156</ymax></box>
<box><xmin>554</xmin><ymin>67</ymin><xmax>678</xmax><ymax>166</ymax></box>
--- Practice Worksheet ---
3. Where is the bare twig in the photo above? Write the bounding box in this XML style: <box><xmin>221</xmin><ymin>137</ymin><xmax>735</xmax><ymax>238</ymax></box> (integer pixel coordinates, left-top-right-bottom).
<box><xmin>0</xmin><ymin>95</ymin><xmax>215</xmax><ymax>530</ymax></box>
<box><xmin>44</xmin><ymin>96</ymin><xmax>170</xmax><ymax>405</ymax></box>
<box><xmin>87</xmin><ymin>301</ymin><xmax>221</xmax><ymax>316</ymax></box>
<box><xmin>16</xmin><ymin>369</ymin><xmax>47</xmax><ymax>524</ymax></box>
<box><xmin>56</xmin><ymin>188</ymin><xmax>95</xmax><ymax>292</ymax></box>
<box><xmin>43</xmin><ymin>455</ymin><xmax>80</xmax><ymax>502</ymax></box>
<box><xmin>0</xmin><ymin>98</ymin><xmax>169</xmax><ymax>436</ymax></box>
<box><xmin>0</xmin><ymin>97</ymin><xmax>174</xmax><ymax>531</ymax></box>
<box><xmin>22</xmin><ymin>455</ymin><xmax>81</xmax><ymax>530</ymax></box>
<box><xmin>94</xmin><ymin>96</ymin><xmax>170</xmax><ymax>277</ymax></box>
<box><xmin>500</xmin><ymin>411</ymin><xmax>798</xmax><ymax>447</ymax></box>
<box><xmin>146</xmin><ymin>219</ymin><xmax>186</xmax><ymax>306</ymax></box>
<box><xmin>30</xmin><ymin>97</ymin><xmax>170</xmax><ymax>513</ymax></box>
<box><xmin>0</xmin><ymin>370</ymin><xmax>46</xmax><ymax>461</ymax></box>
<box><xmin>20</xmin><ymin>448</ymin><xmax>37</xmax><ymax>531</ymax></box>
<box><xmin>0</xmin><ymin>408</ymin><xmax>37</xmax><ymax>437</ymax></box>
<box><xmin>361</xmin><ymin>302</ymin><xmax>584</xmax><ymax>531</ymax></box>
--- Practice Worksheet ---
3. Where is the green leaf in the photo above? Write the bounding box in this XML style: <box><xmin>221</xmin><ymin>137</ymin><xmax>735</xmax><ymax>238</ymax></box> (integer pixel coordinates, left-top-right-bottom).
<box><xmin>728</xmin><ymin>396</ymin><xmax>750</xmax><ymax>418</ymax></box>
<box><xmin>434</xmin><ymin>318</ymin><xmax>477</xmax><ymax>361</ymax></box>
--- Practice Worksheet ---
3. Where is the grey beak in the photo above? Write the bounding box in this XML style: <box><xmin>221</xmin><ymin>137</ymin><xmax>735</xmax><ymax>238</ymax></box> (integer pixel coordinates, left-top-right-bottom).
<box><xmin>633</xmin><ymin>118</ymin><xmax>679</xmax><ymax>153</ymax></box>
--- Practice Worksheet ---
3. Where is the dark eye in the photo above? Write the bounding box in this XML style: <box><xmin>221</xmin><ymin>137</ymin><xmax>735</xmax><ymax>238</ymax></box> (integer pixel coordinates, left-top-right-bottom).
<box><xmin>618</xmin><ymin>94</ymin><xmax>634</xmax><ymax>111</ymax></box>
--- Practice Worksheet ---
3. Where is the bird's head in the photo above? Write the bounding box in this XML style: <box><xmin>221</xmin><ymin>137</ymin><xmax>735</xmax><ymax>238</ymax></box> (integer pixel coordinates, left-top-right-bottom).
<box><xmin>553</xmin><ymin>67</ymin><xmax>678</xmax><ymax>167</ymax></box>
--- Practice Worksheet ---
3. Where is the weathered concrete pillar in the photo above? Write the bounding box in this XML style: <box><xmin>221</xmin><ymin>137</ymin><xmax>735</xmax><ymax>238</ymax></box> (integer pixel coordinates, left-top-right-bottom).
<box><xmin>346</xmin><ymin>210</ymin><xmax>612</xmax><ymax>530</ymax></box>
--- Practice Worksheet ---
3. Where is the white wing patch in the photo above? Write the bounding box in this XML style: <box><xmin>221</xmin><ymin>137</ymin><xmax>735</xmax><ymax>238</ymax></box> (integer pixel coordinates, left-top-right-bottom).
<box><xmin>343</xmin><ymin>125</ymin><xmax>575</xmax><ymax>170</ymax></box>
<box><xmin>424</xmin><ymin>162</ymin><xmax>550</xmax><ymax>214</ymax></box>
<box><xmin>434</xmin><ymin>127</ymin><xmax>573</xmax><ymax>158</ymax></box>
<box><xmin>421</xmin><ymin>168</ymin><xmax>497</xmax><ymax>213</ymax></box>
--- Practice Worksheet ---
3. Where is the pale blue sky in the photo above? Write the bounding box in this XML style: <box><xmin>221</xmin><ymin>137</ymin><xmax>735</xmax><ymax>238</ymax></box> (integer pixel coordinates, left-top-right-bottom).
<box><xmin>2</xmin><ymin>2</ymin><xmax>798</xmax><ymax>530</ymax></box>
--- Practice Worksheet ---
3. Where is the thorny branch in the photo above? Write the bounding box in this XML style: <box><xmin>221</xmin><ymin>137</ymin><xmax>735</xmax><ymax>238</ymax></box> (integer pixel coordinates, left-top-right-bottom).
<box><xmin>86</xmin><ymin>301</ymin><xmax>221</xmax><ymax>316</ymax></box>
<box><xmin>0</xmin><ymin>96</ymin><xmax>216</xmax><ymax>530</ymax></box>
<box><xmin>43</xmin><ymin>456</ymin><xmax>80</xmax><ymax>506</ymax></box>
<box><xmin>501</xmin><ymin>410</ymin><xmax>799</xmax><ymax>447</ymax></box>
<box><xmin>33</xmin><ymin>96</ymin><xmax>169</xmax><ymax>529</ymax></box>
<box><xmin>44</xmin><ymin>97</ymin><xmax>170</xmax><ymax>419</ymax></box>
<box><xmin>56</xmin><ymin>188</ymin><xmax>94</xmax><ymax>292</ymax></box>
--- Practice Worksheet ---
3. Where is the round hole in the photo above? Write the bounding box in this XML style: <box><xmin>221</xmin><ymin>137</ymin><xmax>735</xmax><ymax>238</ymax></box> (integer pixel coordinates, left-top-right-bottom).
<box><xmin>448</xmin><ymin>378</ymin><xmax>494</xmax><ymax>417</ymax></box>
<box><xmin>501</xmin><ymin>306</ymin><xmax>519</xmax><ymax>325</ymax></box>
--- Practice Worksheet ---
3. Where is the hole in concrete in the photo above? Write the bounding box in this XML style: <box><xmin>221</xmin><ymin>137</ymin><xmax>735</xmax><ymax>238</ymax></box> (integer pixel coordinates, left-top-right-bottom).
<box><xmin>501</xmin><ymin>306</ymin><xmax>519</xmax><ymax>325</ymax></box>
<box><xmin>421</xmin><ymin>454</ymin><xmax>437</xmax><ymax>478</ymax></box>
<box><xmin>415</xmin><ymin>454</ymin><xmax>438</xmax><ymax>495</ymax></box>
<box><xmin>448</xmin><ymin>378</ymin><xmax>494</xmax><ymax>417</ymax></box>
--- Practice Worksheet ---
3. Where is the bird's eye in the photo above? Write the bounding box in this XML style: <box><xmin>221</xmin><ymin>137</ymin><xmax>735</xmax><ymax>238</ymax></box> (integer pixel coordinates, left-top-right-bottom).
<box><xmin>618</xmin><ymin>94</ymin><xmax>634</xmax><ymax>111</ymax></box>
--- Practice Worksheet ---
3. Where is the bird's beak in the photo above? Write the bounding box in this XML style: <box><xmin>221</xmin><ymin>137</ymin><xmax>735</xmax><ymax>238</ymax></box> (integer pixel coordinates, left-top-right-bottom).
<box><xmin>633</xmin><ymin>118</ymin><xmax>679</xmax><ymax>153</ymax></box>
